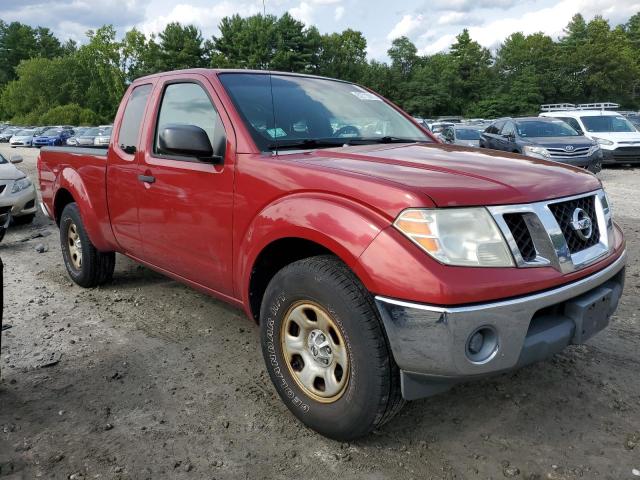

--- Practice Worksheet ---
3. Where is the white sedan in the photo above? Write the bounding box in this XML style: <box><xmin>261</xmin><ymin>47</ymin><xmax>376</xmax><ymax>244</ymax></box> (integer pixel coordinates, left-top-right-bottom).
<box><xmin>9</xmin><ymin>129</ymin><xmax>36</xmax><ymax>148</ymax></box>
<box><xmin>0</xmin><ymin>153</ymin><xmax>37</xmax><ymax>225</ymax></box>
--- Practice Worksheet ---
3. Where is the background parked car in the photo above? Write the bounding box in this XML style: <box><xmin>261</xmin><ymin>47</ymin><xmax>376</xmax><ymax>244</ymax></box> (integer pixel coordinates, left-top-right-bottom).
<box><xmin>0</xmin><ymin>128</ymin><xmax>20</xmax><ymax>143</ymax></box>
<box><xmin>440</xmin><ymin>124</ymin><xmax>483</xmax><ymax>147</ymax></box>
<box><xmin>32</xmin><ymin>128</ymin><xmax>75</xmax><ymax>147</ymax></box>
<box><xmin>429</xmin><ymin>122</ymin><xmax>455</xmax><ymax>138</ymax></box>
<box><xmin>66</xmin><ymin>127</ymin><xmax>91</xmax><ymax>146</ymax></box>
<box><xmin>74</xmin><ymin>127</ymin><xmax>103</xmax><ymax>146</ymax></box>
<box><xmin>540</xmin><ymin>109</ymin><xmax>640</xmax><ymax>164</ymax></box>
<box><xmin>93</xmin><ymin>126</ymin><xmax>112</xmax><ymax>147</ymax></box>
<box><xmin>480</xmin><ymin>117</ymin><xmax>602</xmax><ymax>172</ymax></box>
<box><xmin>0</xmin><ymin>153</ymin><xmax>37</xmax><ymax>224</ymax></box>
<box><xmin>9</xmin><ymin>129</ymin><xmax>36</xmax><ymax>148</ymax></box>
<box><xmin>619</xmin><ymin>112</ymin><xmax>640</xmax><ymax>130</ymax></box>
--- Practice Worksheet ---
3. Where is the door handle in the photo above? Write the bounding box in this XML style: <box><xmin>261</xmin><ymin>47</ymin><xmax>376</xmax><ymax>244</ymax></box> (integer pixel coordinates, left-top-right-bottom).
<box><xmin>138</xmin><ymin>174</ymin><xmax>155</xmax><ymax>184</ymax></box>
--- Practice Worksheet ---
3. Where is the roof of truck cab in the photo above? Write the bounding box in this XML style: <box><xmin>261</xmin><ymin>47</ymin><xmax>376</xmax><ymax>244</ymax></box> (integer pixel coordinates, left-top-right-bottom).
<box><xmin>133</xmin><ymin>68</ymin><xmax>350</xmax><ymax>84</ymax></box>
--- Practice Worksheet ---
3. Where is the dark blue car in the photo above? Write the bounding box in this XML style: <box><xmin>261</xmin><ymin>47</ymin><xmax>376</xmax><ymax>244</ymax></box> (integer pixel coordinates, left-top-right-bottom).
<box><xmin>32</xmin><ymin>128</ymin><xmax>74</xmax><ymax>147</ymax></box>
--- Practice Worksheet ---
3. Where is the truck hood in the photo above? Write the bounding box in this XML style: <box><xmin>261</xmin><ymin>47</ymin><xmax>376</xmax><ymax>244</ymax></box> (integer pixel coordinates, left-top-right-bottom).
<box><xmin>304</xmin><ymin>143</ymin><xmax>601</xmax><ymax>207</ymax></box>
<box><xmin>0</xmin><ymin>163</ymin><xmax>25</xmax><ymax>181</ymax></box>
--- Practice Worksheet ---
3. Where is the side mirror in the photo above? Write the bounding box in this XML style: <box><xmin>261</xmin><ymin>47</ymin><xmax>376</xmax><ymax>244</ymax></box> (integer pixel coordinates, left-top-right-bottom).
<box><xmin>9</xmin><ymin>155</ymin><xmax>23</xmax><ymax>164</ymax></box>
<box><xmin>158</xmin><ymin>124</ymin><xmax>223</xmax><ymax>164</ymax></box>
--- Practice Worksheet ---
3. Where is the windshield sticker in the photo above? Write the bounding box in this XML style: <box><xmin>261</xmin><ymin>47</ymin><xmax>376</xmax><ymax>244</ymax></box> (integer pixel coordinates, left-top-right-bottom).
<box><xmin>350</xmin><ymin>91</ymin><xmax>382</xmax><ymax>101</ymax></box>
<box><xmin>266</xmin><ymin>128</ymin><xmax>287</xmax><ymax>138</ymax></box>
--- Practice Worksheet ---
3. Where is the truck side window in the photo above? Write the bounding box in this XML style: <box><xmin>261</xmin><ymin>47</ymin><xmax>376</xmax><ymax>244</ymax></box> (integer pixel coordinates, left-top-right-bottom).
<box><xmin>118</xmin><ymin>84</ymin><xmax>152</xmax><ymax>152</ymax></box>
<box><xmin>154</xmin><ymin>82</ymin><xmax>224</xmax><ymax>158</ymax></box>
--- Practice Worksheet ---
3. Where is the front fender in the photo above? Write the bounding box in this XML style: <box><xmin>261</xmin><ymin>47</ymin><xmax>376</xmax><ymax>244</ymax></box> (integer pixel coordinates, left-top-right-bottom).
<box><xmin>237</xmin><ymin>193</ymin><xmax>391</xmax><ymax>307</ymax></box>
<box><xmin>55</xmin><ymin>166</ymin><xmax>116</xmax><ymax>251</ymax></box>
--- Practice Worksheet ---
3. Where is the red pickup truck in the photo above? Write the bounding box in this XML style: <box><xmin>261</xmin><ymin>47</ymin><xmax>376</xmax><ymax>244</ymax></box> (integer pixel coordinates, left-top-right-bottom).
<box><xmin>38</xmin><ymin>69</ymin><xmax>626</xmax><ymax>440</ymax></box>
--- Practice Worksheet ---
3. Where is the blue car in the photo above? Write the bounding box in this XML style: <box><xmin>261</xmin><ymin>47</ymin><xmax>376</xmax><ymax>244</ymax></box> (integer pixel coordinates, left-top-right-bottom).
<box><xmin>32</xmin><ymin>128</ymin><xmax>74</xmax><ymax>147</ymax></box>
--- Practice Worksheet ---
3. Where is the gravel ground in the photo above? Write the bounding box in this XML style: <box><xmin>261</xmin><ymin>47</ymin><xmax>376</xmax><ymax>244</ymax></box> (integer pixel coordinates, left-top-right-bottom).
<box><xmin>0</xmin><ymin>144</ymin><xmax>639</xmax><ymax>480</ymax></box>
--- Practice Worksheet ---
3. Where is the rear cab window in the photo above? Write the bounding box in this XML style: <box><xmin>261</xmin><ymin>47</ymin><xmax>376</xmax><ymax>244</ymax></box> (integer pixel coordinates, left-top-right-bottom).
<box><xmin>117</xmin><ymin>84</ymin><xmax>152</xmax><ymax>153</ymax></box>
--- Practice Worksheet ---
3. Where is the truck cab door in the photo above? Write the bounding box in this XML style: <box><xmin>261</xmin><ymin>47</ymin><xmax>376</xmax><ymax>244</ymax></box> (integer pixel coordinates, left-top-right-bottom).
<box><xmin>135</xmin><ymin>75</ymin><xmax>235</xmax><ymax>297</ymax></box>
<box><xmin>107</xmin><ymin>83</ymin><xmax>153</xmax><ymax>254</ymax></box>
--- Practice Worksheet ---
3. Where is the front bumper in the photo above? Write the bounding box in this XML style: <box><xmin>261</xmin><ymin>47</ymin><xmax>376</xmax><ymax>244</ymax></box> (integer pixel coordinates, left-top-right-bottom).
<box><xmin>375</xmin><ymin>250</ymin><xmax>626</xmax><ymax>400</ymax></box>
<box><xmin>0</xmin><ymin>184</ymin><xmax>37</xmax><ymax>218</ymax></box>
<box><xmin>602</xmin><ymin>147</ymin><xmax>640</xmax><ymax>164</ymax></box>
<box><xmin>552</xmin><ymin>153</ymin><xmax>602</xmax><ymax>172</ymax></box>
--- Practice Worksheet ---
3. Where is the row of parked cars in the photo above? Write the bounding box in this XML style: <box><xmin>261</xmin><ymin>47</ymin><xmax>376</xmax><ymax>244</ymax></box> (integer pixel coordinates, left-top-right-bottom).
<box><xmin>0</xmin><ymin>124</ymin><xmax>112</xmax><ymax>148</ymax></box>
<box><xmin>415</xmin><ymin>105</ymin><xmax>640</xmax><ymax>172</ymax></box>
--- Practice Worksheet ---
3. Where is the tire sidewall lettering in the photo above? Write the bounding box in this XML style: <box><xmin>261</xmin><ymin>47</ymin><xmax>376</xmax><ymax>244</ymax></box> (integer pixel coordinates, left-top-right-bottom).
<box><xmin>264</xmin><ymin>291</ymin><xmax>311</xmax><ymax>414</ymax></box>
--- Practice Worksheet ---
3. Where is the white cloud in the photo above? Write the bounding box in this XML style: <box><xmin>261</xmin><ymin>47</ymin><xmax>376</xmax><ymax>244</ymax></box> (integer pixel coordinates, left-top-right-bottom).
<box><xmin>386</xmin><ymin>14</ymin><xmax>424</xmax><ymax>40</ymax></box>
<box><xmin>138</xmin><ymin>2</ymin><xmax>260</xmax><ymax>37</ymax></box>
<box><xmin>289</xmin><ymin>1</ymin><xmax>315</xmax><ymax>25</ymax></box>
<box><xmin>436</xmin><ymin>11</ymin><xmax>482</xmax><ymax>26</ymax></box>
<box><xmin>334</xmin><ymin>5</ymin><xmax>345</xmax><ymax>20</ymax></box>
<box><xmin>425</xmin><ymin>0</ymin><xmax>521</xmax><ymax>11</ymax></box>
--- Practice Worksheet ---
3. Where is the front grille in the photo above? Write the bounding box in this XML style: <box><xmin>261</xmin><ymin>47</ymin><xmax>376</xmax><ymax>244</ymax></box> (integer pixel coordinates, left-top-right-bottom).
<box><xmin>548</xmin><ymin>196</ymin><xmax>600</xmax><ymax>253</ymax></box>
<box><xmin>612</xmin><ymin>147</ymin><xmax>640</xmax><ymax>163</ymax></box>
<box><xmin>546</xmin><ymin>146</ymin><xmax>591</xmax><ymax>158</ymax></box>
<box><xmin>0</xmin><ymin>206</ymin><xmax>11</xmax><ymax>215</ymax></box>
<box><xmin>503</xmin><ymin>213</ymin><xmax>536</xmax><ymax>262</ymax></box>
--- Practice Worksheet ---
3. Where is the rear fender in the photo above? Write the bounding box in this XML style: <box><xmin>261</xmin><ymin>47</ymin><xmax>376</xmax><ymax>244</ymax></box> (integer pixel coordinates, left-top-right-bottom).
<box><xmin>237</xmin><ymin>194</ymin><xmax>390</xmax><ymax>310</ymax></box>
<box><xmin>55</xmin><ymin>167</ymin><xmax>116</xmax><ymax>251</ymax></box>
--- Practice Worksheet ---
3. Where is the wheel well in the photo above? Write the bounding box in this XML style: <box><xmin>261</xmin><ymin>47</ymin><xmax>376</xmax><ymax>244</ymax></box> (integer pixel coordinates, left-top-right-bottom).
<box><xmin>249</xmin><ymin>238</ymin><xmax>333</xmax><ymax>322</ymax></box>
<box><xmin>53</xmin><ymin>189</ymin><xmax>74</xmax><ymax>225</ymax></box>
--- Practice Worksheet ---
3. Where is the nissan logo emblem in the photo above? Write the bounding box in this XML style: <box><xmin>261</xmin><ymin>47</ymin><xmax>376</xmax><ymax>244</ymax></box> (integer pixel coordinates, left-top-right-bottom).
<box><xmin>570</xmin><ymin>208</ymin><xmax>593</xmax><ymax>241</ymax></box>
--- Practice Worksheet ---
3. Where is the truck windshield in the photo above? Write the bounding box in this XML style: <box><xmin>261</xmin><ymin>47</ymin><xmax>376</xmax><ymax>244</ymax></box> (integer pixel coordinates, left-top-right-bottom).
<box><xmin>219</xmin><ymin>73</ymin><xmax>431</xmax><ymax>151</ymax></box>
<box><xmin>517</xmin><ymin>120</ymin><xmax>580</xmax><ymax>137</ymax></box>
<box><xmin>580</xmin><ymin>115</ymin><xmax>636</xmax><ymax>133</ymax></box>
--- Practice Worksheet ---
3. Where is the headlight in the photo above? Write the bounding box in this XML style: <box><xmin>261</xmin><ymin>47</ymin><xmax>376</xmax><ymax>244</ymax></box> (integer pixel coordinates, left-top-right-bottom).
<box><xmin>522</xmin><ymin>145</ymin><xmax>550</xmax><ymax>158</ymax></box>
<box><xmin>593</xmin><ymin>137</ymin><xmax>613</xmax><ymax>146</ymax></box>
<box><xmin>394</xmin><ymin>208</ymin><xmax>514</xmax><ymax>267</ymax></box>
<box><xmin>11</xmin><ymin>177</ymin><xmax>32</xmax><ymax>194</ymax></box>
<box><xmin>602</xmin><ymin>189</ymin><xmax>613</xmax><ymax>217</ymax></box>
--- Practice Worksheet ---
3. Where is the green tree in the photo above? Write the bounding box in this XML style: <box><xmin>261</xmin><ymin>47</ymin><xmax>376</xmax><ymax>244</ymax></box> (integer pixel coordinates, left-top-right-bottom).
<box><xmin>76</xmin><ymin>25</ymin><xmax>126</xmax><ymax>120</ymax></box>
<box><xmin>40</xmin><ymin>103</ymin><xmax>103</xmax><ymax>125</ymax></box>
<box><xmin>317</xmin><ymin>29</ymin><xmax>368</xmax><ymax>82</ymax></box>
<box><xmin>157</xmin><ymin>22</ymin><xmax>206</xmax><ymax>70</ymax></box>
<box><xmin>449</xmin><ymin>29</ymin><xmax>494</xmax><ymax>113</ymax></box>
<box><xmin>388</xmin><ymin>36</ymin><xmax>418</xmax><ymax>77</ymax></box>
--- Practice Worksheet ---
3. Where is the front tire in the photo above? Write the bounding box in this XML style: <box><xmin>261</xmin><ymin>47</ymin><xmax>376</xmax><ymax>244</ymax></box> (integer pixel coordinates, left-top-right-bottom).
<box><xmin>60</xmin><ymin>203</ymin><xmax>115</xmax><ymax>287</ymax></box>
<box><xmin>260</xmin><ymin>255</ymin><xmax>404</xmax><ymax>440</ymax></box>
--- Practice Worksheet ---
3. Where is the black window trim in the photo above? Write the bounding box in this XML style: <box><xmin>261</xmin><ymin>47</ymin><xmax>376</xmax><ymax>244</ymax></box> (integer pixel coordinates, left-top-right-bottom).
<box><xmin>150</xmin><ymin>78</ymin><xmax>227</xmax><ymax>165</ymax></box>
<box><xmin>115</xmin><ymin>82</ymin><xmax>153</xmax><ymax>157</ymax></box>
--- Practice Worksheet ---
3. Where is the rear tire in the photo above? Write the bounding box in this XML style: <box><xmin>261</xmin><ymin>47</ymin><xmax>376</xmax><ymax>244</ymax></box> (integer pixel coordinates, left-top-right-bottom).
<box><xmin>260</xmin><ymin>255</ymin><xmax>404</xmax><ymax>440</ymax></box>
<box><xmin>60</xmin><ymin>203</ymin><xmax>115</xmax><ymax>288</ymax></box>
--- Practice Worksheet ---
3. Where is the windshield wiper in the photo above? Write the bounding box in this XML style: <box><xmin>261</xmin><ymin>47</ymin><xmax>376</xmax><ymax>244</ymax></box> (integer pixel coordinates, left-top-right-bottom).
<box><xmin>268</xmin><ymin>138</ymin><xmax>350</xmax><ymax>151</ymax></box>
<box><xmin>348</xmin><ymin>136</ymin><xmax>429</xmax><ymax>145</ymax></box>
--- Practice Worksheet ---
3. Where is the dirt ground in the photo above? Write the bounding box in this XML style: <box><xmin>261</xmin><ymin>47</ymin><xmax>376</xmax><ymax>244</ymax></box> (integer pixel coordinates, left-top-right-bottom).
<box><xmin>0</xmin><ymin>144</ymin><xmax>638</xmax><ymax>480</ymax></box>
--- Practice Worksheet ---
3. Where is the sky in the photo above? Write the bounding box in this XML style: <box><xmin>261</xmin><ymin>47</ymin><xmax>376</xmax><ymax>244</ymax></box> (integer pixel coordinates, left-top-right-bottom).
<box><xmin>2</xmin><ymin>0</ymin><xmax>639</xmax><ymax>59</ymax></box>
